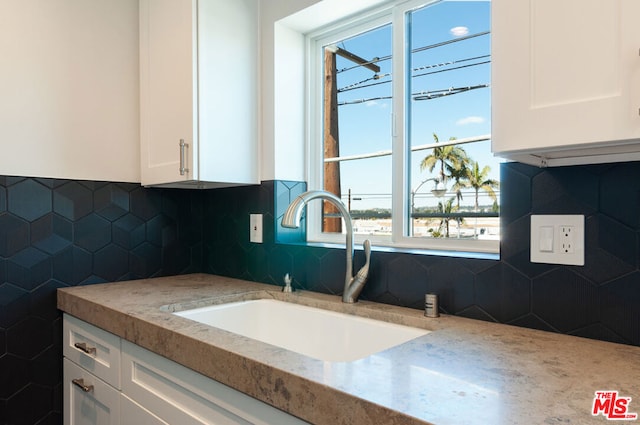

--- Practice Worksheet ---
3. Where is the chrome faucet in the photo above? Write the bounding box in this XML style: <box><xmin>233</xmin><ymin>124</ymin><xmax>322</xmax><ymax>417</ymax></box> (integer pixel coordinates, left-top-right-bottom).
<box><xmin>281</xmin><ymin>190</ymin><xmax>371</xmax><ymax>303</ymax></box>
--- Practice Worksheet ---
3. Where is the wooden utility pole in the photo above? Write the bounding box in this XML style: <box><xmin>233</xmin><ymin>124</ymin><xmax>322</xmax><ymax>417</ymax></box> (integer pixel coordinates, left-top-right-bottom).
<box><xmin>323</xmin><ymin>46</ymin><xmax>380</xmax><ymax>233</ymax></box>
<box><xmin>323</xmin><ymin>48</ymin><xmax>341</xmax><ymax>232</ymax></box>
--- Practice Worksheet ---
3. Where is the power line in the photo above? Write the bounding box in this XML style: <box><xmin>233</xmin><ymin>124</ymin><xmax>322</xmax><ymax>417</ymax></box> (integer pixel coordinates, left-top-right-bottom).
<box><xmin>337</xmin><ymin>55</ymin><xmax>489</xmax><ymax>93</ymax></box>
<box><xmin>337</xmin><ymin>83</ymin><xmax>489</xmax><ymax>106</ymax></box>
<box><xmin>413</xmin><ymin>83</ymin><xmax>489</xmax><ymax>101</ymax></box>
<box><xmin>336</xmin><ymin>30</ymin><xmax>490</xmax><ymax>74</ymax></box>
<box><xmin>412</xmin><ymin>59</ymin><xmax>490</xmax><ymax>79</ymax></box>
<box><xmin>412</xmin><ymin>54</ymin><xmax>489</xmax><ymax>73</ymax></box>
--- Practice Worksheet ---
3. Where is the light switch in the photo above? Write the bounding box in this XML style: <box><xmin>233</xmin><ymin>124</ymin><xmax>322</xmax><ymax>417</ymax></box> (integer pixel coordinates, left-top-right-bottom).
<box><xmin>530</xmin><ymin>215</ymin><xmax>584</xmax><ymax>266</ymax></box>
<box><xmin>539</xmin><ymin>226</ymin><xmax>554</xmax><ymax>252</ymax></box>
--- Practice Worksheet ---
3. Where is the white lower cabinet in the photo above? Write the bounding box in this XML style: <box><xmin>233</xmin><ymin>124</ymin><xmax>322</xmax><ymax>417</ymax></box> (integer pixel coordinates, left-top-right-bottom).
<box><xmin>121</xmin><ymin>341</ymin><xmax>306</xmax><ymax>425</ymax></box>
<box><xmin>64</xmin><ymin>359</ymin><xmax>120</xmax><ymax>425</ymax></box>
<box><xmin>120</xmin><ymin>394</ymin><xmax>168</xmax><ymax>425</ymax></box>
<box><xmin>63</xmin><ymin>314</ymin><xmax>307</xmax><ymax>425</ymax></box>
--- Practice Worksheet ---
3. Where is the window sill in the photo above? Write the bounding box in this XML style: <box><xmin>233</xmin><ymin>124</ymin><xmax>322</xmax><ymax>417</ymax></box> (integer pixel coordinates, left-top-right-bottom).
<box><xmin>278</xmin><ymin>240</ymin><xmax>500</xmax><ymax>261</ymax></box>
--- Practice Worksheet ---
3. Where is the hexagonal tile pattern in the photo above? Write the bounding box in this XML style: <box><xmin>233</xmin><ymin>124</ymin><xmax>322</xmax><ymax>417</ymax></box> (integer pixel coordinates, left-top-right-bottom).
<box><xmin>130</xmin><ymin>187</ymin><xmax>162</xmax><ymax>221</ymax></box>
<box><xmin>0</xmin><ymin>177</ymin><xmax>205</xmax><ymax>423</ymax></box>
<box><xmin>0</xmin><ymin>328</ymin><xmax>5</xmax><ymax>356</ymax></box>
<box><xmin>7</xmin><ymin>316</ymin><xmax>52</xmax><ymax>359</ymax></box>
<box><xmin>426</xmin><ymin>259</ymin><xmax>476</xmax><ymax>314</ymax></box>
<box><xmin>53</xmin><ymin>182</ymin><xmax>93</xmax><ymax>220</ymax></box>
<box><xmin>5</xmin><ymin>383</ymin><xmax>52</xmax><ymax>425</ymax></box>
<box><xmin>0</xmin><ymin>354</ymin><xmax>29</xmax><ymax>398</ymax></box>
<box><xmin>31</xmin><ymin>345</ymin><xmax>62</xmax><ymax>387</ymax></box>
<box><xmin>600</xmin><ymin>272</ymin><xmax>640</xmax><ymax>345</ymax></box>
<box><xmin>386</xmin><ymin>255</ymin><xmax>429</xmax><ymax>308</ymax></box>
<box><xmin>29</xmin><ymin>280</ymin><xmax>67</xmax><ymax>322</ymax></box>
<box><xmin>74</xmin><ymin>214</ymin><xmax>111</xmax><ymax>252</ymax></box>
<box><xmin>147</xmin><ymin>215</ymin><xmax>176</xmax><ymax>247</ymax></box>
<box><xmin>131</xmin><ymin>242</ymin><xmax>162</xmax><ymax>278</ymax></box>
<box><xmin>476</xmin><ymin>263</ymin><xmax>530</xmax><ymax>323</ymax></box>
<box><xmin>0</xmin><ymin>186</ymin><xmax>6</xmax><ymax>213</ymax></box>
<box><xmin>30</xmin><ymin>215</ymin><xmax>72</xmax><ymax>255</ymax></box>
<box><xmin>4</xmin><ymin>162</ymin><xmax>640</xmax><ymax>425</ymax></box>
<box><xmin>52</xmin><ymin>247</ymin><xmax>92</xmax><ymax>285</ymax></box>
<box><xmin>113</xmin><ymin>214</ymin><xmax>145</xmax><ymax>249</ymax></box>
<box><xmin>95</xmin><ymin>185</ymin><xmax>129</xmax><ymax>221</ymax></box>
<box><xmin>7</xmin><ymin>247</ymin><xmax>51</xmax><ymax>291</ymax></box>
<box><xmin>94</xmin><ymin>244</ymin><xmax>129</xmax><ymax>281</ymax></box>
<box><xmin>0</xmin><ymin>214</ymin><xmax>29</xmax><ymax>257</ymax></box>
<box><xmin>532</xmin><ymin>268</ymin><xmax>599</xmax><ymax>333</ymax></box>
<box><xmin>0</xmin><ymin>283</ymin><xmax>29</xmax><ymax>328</ymax></box>
<box><xmin>600</xmin><ymin>163</ymin><xmax>640</xmax><ymax>230</ymax></box>
<box><xmin>7</xmin><ymin>179</ymin><xmax>51</xmax><ymax>222</ymax></box>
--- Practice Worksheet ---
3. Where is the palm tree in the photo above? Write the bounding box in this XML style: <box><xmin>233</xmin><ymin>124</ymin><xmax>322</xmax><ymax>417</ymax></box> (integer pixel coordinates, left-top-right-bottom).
<box><xmin>437</xmin><ymin>197</ymin><xmax>458</xmax><ymax>238</ymax></box>
<box><xmin>466</xmin><ymin>160</ymin><xmax>499</xmax><ymax>237</ymax></box>
<box><xmin>449</xmin><ymin>162</ymin><xmax>470</xmax><ymax>208</ymax></box>
<box><xmin>421</xmin><ymin>133</ymin><xmax>469</xmax><ymax>238</ymax></box>
<box><xmin>466</xmin><ymin>161</ymin><xmax>499</xmax><ymax>211</ymax></box>
<box><xmin>420</xmin><ymin>133</ymin><xmax>469</xmax><ymax>188</ymax></box>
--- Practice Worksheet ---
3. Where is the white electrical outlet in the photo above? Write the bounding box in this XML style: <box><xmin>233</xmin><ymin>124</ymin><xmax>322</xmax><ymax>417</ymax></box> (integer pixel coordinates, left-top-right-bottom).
<box><xmin>560</xmin><ymin>226</ymin><xmax>574</xmax><ymax>253</ymax></box>
<box><xmin>250</xmin><ymin>214</ymin><xmax>263</xmax><ymax>243</ymax></box>
<box><xmin>531</xmin><ymin>215</ymin><xmax>584</xmax><ymax>266</ymax></box>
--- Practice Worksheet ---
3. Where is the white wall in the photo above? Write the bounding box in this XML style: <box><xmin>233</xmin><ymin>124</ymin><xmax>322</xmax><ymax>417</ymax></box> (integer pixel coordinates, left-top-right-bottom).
<box><xmin>0</xmin><ymin>0</ymin><xmax>140</xmax><ymax>182</ymax></box>
<box><xmin>259</xmin><ymin>0</ymin><xmax>391</xmax><ymax>182</ymax></box>
<box><xmin>259</xmin><ymin>0</ymin><xmax>320</xmax><ymax>182</ymax></box>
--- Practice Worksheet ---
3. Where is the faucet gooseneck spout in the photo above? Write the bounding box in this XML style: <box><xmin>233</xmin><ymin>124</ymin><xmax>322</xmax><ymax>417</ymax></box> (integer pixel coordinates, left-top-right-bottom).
<box><xmin>281</xmin><ymin>190</ymin><xmax>371</xmax><ymax>303</ymax></box>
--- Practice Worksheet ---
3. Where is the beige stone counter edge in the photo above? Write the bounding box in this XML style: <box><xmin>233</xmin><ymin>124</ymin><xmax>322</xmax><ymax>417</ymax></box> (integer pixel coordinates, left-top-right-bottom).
<box><xmin>57</xmin><ymin>273</ymin><xmax>640</xmax><ymax>425</ymax></box>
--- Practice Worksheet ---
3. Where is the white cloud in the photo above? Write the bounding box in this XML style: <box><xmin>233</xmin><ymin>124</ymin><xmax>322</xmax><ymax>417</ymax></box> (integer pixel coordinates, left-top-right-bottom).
<box><xmin>366</xmin><ymin>100</ymin><xmax>388</xmax><ymax>109</ymax></box>
<box><xmin>456</xmin><ymin>116</ymin><xmax>485</xmax><ymax>126</ymax></box>
<box><xmin>450</xmin><ymin>26</ymin><xmax>469</xmax><ymax>37</ymax></box>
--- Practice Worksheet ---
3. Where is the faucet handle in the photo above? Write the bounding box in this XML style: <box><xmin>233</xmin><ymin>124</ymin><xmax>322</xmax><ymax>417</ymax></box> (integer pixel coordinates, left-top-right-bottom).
<box><xmin>362</xmin><ymin>239</ymin><xmax>371</xmax><ymax>266</ymax></box>
<box><xmin>355</xmin><ymin>239</ymin><xmax>371</xmax><ymax>281</ymax></box>
<box><xmin>283</xmin><ymin>273</ymin><xmax>293</xmax><ymax>293</ymax></box>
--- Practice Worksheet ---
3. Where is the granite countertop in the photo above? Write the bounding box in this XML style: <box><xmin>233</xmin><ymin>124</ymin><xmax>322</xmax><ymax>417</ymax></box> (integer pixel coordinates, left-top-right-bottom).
<box><xmin>57</xmin><ymin>273</ymin><xmax>640</xmax><ymax>425</ymax></box>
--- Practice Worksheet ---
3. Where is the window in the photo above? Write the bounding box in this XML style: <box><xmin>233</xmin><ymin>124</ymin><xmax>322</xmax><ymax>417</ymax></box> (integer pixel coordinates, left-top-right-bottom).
<box><xmin>307</xmin><ymin>0</ymin><xmax>498</xmax><ymax>254</ymax></box>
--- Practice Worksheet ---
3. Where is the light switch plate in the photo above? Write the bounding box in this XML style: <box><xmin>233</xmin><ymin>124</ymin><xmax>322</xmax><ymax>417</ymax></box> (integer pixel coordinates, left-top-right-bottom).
<box><xmin>531</xmin><ymin>215</ymin><xmax>584</xmax><ymax>266</ymax></box>
<box><xmin>250</xmin><ymin>214</ymin><xmax>263</xmax><ymax>243</ymax></box>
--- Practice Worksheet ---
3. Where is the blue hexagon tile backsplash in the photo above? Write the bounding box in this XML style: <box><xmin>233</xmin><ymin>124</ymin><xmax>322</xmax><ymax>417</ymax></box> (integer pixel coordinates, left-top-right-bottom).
<box><xmin>0</xmin><ymin>177</ymin><xmax>202</xmax><ymax>425</ymax></box>
<box><xmin>1</xmin><ymin>160</ymin><xmax>640</xmax><ymax>424</ymax></box>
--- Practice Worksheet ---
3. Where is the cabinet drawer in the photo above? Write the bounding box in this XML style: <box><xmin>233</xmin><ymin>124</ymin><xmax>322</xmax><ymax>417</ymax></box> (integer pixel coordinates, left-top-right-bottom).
<box><xmin>64</xmin><ymin>358</ymin><xmax>120</xmax><ymax>425</ymax></box>
<box><xmin>64</xmin><ymin>314</ymin><xmax>121</xmax><ymax>389</ymax></box>
<box><xmin>121</xmin><ymin>340</ymin><xmax>307</xmax><ymax>425</ymax></box>
<box><xmin>121</xmin><ymin>394</ymin><xmax>168</xmax><ymax>425</ymax></box>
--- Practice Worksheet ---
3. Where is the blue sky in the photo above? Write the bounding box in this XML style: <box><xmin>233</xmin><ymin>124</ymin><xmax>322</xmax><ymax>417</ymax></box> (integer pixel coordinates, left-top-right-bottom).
<box><xmin>329</xmin><ymin>0</ymin><xmax>496</xmax><ymax>211</ymax></box>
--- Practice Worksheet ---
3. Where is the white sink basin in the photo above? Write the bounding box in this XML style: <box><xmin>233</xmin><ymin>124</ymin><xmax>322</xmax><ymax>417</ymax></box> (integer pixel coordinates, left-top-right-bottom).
<box><xmin>174</xmin><ymin>299</ymin><xmax>430</xmax><ymax>362</ymax></box>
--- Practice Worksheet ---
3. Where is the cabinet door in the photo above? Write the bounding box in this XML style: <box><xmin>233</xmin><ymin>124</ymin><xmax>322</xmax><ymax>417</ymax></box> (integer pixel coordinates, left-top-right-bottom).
<box><xmin>140</xmin><ymin>0</ymin><xmax>197</xmax><ymax>185</ymax></box>
<box><xmin>492</xmin><ymin>0</ymin><xmax>640</xmax><ymax>161</ymax></box>
<box><xmin>64</xmin><ymin>359</ymin><xmax>120</xmax><ymax>425</ymax></box>
<box><xmin>63</xmin><ymin>314</ymin><xmax>121</xmax><ymax>389</ymax></box>
<box><xmin>0</xmin><ymin>0</ymin><xmax>139</xmax><ymax>182</ymax></box>
<box><xmin>121</xmin><ymin>394</ymin><xmax>168</xmax><ymax>425</ymax></box>
<box><xmin>121</xmin><ymin>341</ymin><xmax>308</xmax><ymax>425</ymax></box>
<box><xmin>140</xmin><ymin>0</ymin><xmax>259</xmax><ymax>188</ymax></box>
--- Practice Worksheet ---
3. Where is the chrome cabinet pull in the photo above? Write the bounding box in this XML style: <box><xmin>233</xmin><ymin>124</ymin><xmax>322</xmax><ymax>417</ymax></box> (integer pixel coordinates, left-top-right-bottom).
<box><xmin>72</xmin><ymin>378</ymin><xmax>94</xmax><ymax>393</ymax></box>
<box><xmin>179</xmin><ymin>139</ymin><xmax>189</xmax><ymax>175</ymax></box>
<box><xmin>74</xmin><ymin>342</ymin><xmax>96</xmax><ymax>355</ymax></box>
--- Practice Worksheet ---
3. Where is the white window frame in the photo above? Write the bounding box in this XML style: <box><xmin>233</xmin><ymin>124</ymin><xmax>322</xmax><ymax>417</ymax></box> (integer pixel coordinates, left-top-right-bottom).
<box><xmin>305</xmin><ymin>0</ymin><xmax>498</xmax><ymax>255</ymax></box>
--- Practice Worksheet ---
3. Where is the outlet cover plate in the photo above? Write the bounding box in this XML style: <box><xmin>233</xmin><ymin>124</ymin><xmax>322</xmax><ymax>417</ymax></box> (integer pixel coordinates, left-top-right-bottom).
<box><xmin>530</xmin><ymin>215</ymin><xmax>584</xmax><ymax>266</ymax></box>
<box><xmin>250</xmin><ymin>214</ymin><xmax>263</xmax><ymax>243</ymax></box>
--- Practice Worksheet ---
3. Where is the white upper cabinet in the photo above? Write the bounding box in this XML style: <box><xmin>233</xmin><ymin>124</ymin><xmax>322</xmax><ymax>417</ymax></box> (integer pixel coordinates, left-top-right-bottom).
<box><xmin>492</xmin><ymin>0</ymin><xmax>640</xmax><ymax>166</ymax></box>
<box><xmin>0</xmin><ymin>0</ymin><xmax>139</xmax><ymax>182</ymax></box>
<box><xmin>140</xmin><ymin>0</ymin><xmax>259</xmax><ymax>188</ymax></box>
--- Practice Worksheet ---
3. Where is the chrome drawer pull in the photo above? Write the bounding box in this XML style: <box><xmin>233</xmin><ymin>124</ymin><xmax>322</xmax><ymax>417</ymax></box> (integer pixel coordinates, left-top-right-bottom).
<box><xmin>179</xmin><ymin>139</ymin><xmax>189</xmax><ymax>175</ymax></box>
<box><xmin>74</xmin><ymin>342</ymin><xmax>96</xmax><ymax>355</ymax></box>
<box><xmin>72</xmin><ymin>378</ymin><xmax>94</xmax><ymax>393</ymax></box>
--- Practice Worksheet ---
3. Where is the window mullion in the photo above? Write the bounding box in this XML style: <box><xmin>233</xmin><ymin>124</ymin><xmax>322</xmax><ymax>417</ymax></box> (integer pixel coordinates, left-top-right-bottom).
<box><xmin>391</xmin><ymin>4</ymin><xmax>409</xmax><ymax>243</ymax></box>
